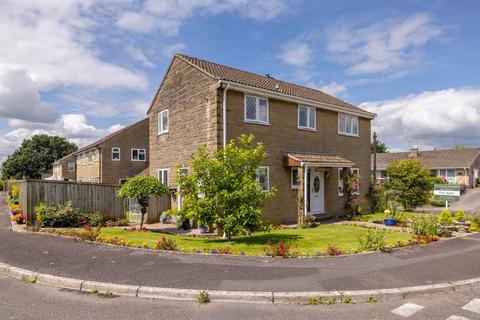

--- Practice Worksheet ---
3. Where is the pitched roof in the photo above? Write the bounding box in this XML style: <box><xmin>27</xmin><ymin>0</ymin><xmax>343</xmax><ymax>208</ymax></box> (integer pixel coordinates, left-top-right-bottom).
<box><xmin>74</xmin><ymin>118</ymin><xmax>148</xmax><ymax>155</ymax></box>
<box><xmin>284</xmin><ymin>152</ymin><xmax>354</xmax><ymax>167</ymax></box>
<box><xmin>175</xmin><ymin>54</ymin><xmax>373</xmax><ymax>117</ymax></box>
<box><xmin>373</xmin><ymin>148</ymin><xmax>480</xmax><ymax>170</ymax></box>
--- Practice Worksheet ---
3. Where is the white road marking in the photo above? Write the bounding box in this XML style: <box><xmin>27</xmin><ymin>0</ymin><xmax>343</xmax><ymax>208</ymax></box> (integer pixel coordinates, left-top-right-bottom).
<box><xmin>391</xmin><ymin>303</ymin><xmax>425</xmax><ymax>318</ymax></box>
<box><xmin>462</xmin><ymin>299</ymin><xmax>480</xmax><ymax>314</ymax></box>
<box><xmin>447</xmin><ymin>316</ymin><xmax>470</xmax><ymax>320</ymax></box>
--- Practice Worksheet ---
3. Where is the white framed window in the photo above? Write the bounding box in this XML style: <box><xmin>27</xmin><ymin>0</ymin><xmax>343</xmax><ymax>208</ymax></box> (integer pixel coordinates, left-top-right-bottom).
<box><xmin>338</xmin><ymin>113</ymin><xmax>359</xmax><ymax>136</ymax></box>
<box><xmin>94</xmin><ymin>149</ymin><xmax>99</xmax><ymax>162</ymax></box>
<box><xmin>350</xmin><ymin>168</ymin><xmax>360</xmax><ymax>195</ymax></box>
<box><xmin>131</xmin><ymin>148</ymin><xmax>146</xmax><ymax>161</ymax></box>
<box><xmin>256</xmin><ymin>166</ymin><xmax>270</xmax><ymax>192</ymax></box>
<box><xmin>244</xmin><ymin>95</ymin><xmax>269</xmax><ymax>124</ymax></box>
<box><xmin>298</xmin><ymin>105</ymin><xmax>316</xmax><ymax>130</ymax></box>
<box><xmin>67</xmin><ymin>162</ymin><xmax>75</xmax><ymax>171</ymax></box>
<box><xmin>158</xmin><ymin>109</ymin><xmax>169</xmax><ymax>134</ymax></box>
<box><xmin>158</xmin><ymin>168</ymin><xmax>169</xmax><ymax>187</ymax></box>
<box><xmin>112</xmin><ymin>147</ymin><xmax>120</xmax><ymax>161</ymax></box>
<box><xmin>119</xmin><ymin>178</ymin><xmax>128</xmax><ymax>185</ymax></box>
<box><xmin>291</xmin><ymin>167</ymin><xmax>299</xmax><ymax>189</ymax></box>
<box><xmin>338</xmin><ymin>168</ymin><xmax>344</xmax><ymax>197</ymax></box>
<box><xmin>88</xmin><ymin>151</ymin><xmax>93</xmax><ymax>163</ymax></box>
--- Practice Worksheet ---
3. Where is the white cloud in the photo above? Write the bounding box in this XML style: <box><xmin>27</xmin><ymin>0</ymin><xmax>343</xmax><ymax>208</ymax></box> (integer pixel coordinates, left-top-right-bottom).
<box><xmin>117</xmin><ymin>0</ymin><xmax>289</xmax><ymax>36</ymax></box>
<box><xmin>0</xmin><ymin>0</ymin><xmax>148</xmax><ymax>91</ymax></box>
<box><xmin>326</xmin><ymin>13</ymin><xmax>442</xmax><ymax>75</ymax></box>
<box><xmin>0</xmin><ymin>69</ymin><xmax>58</xmax><ymax>123</ymax></box>
<box><xmin>161</xmin><ymin>43</ymin><xmax>188</xmax><ymax>58</ymax></box>
<box><xmin>279</xmin><ymin>42</ymin><xmax>311</xmax><ymax>66</ymax></box>
<box><xmin>361</xmin><ymin>88</ymin><xmax>480</xmax><ymax>149</ymax></box>
<box><xmin>318</xmin><ymin>81</ymin><xmax>347</xmax><ymax>96</ymax></box>
<box><xmin>124</xmin><ymin>45</ymin><xmax>156</xmax><ymax>68</ymax></box>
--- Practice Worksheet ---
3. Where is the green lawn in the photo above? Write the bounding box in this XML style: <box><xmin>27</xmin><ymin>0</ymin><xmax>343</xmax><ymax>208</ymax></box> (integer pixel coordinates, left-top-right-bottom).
<box><xmin>100</xmin><ymin>224</ymin><xmax>411</xmax><ymax>256</ymax></box>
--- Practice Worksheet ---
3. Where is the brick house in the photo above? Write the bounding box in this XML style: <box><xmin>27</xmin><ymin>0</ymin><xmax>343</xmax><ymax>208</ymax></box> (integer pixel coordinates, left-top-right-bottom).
<box><xmin>147</xmin><ymin>54</ymin><xmax>375</xmax><ymax>225</ymax></box>
<box><xmin>373</xmin><ymin>148</ymin><xmax>480</xmax><ymax>188</ymax></box>
<box><xmin>74</xmin><ymin>118</ymin><xmax>149</xmax><ymax>184</ymax></box>
<box><xmin>52</xmin><ymin>153</ymin><xmax>76</xmax><ymax>181</ymax></box>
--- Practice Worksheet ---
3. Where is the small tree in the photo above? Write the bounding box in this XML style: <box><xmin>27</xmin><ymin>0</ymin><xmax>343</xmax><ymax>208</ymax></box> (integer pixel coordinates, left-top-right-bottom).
<box><xmin>178</xmin><ymin>134</ymin><xmax>275</xmax><ymax>239</ymax></box>
<box><xmin>117</xmin><ymin>176</ymin><xmax>170</xmax><ymax>229</ymax></box>
<box><xmin>387</xmin><ymin>159</ymin><xmax>432</xmax><ymax>211</ymax></box>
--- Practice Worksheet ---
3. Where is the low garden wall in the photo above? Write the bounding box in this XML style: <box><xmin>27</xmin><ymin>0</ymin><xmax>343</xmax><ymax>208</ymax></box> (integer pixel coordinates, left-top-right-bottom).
<box><xmin>14</xmin><ymin>180</ymin><xmax>170</xmax><ymax>223</ymax></box>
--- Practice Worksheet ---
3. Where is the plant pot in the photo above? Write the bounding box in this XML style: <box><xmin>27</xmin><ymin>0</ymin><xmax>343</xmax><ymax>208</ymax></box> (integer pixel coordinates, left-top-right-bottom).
<box><xmin>384</xmin><ymin>218</ymin><xmax>398</xmax><ymax>226</ymax></box>
<box><xmin>198</xmin><ymin>226</ymin><xmax>208</xmax><ymax>234</ymax></box>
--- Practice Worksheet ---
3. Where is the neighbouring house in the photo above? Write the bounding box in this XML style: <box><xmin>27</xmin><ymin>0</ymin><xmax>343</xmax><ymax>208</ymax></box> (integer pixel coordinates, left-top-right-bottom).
<box><xmin>147</xmin><ymin>54</ymin><xmax>375</xmax><ymax>225</ymax></box>
<box><xmin>74</xmin><ymin>118</ymin><xmax>149</xmax><ymax>184</ymax></box>
<box><xmin>51</xmin><ymin>153</ymin><xmax>77</xmax><ymax>181</ymax></box>
<box><xmin>373</xmin><ymin>148</ymin><xmax>480</xmax><ymax>188</ymax></box>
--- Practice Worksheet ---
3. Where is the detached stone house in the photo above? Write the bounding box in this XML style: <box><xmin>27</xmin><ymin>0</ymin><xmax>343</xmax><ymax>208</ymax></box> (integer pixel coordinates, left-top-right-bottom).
<box><xmin>74</xmin><ymin>118</ymin><xmax>149</xmax><ymax>184</ymax></box>
<box><xmin>52</xmin><ymin>153</ymin><xmax>76</xmax><ymax>181</ymax></box>
<box><xmin>147</xmin><ymin>54</ymin><xmax>375</xmax><ymax>224</ymax></box>
<box><xmin>373</xmin><ymin>148</ymin><xmax>480</xmax><ymax>188</ymax></box>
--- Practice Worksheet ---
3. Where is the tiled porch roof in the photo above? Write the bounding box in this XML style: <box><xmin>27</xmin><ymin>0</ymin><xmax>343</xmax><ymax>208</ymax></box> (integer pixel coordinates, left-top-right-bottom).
<box><xmin>284</xmin><ymin>152</ymin><xmax>354</xmax><ymax>167</ymax></box>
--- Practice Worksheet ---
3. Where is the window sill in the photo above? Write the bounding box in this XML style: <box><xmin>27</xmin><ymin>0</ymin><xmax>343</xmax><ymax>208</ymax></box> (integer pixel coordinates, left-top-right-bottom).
<box><xmin>297</xmin><ymin>127</ymin><xmax>317</xmax><ymax>132</ymax></box>
<box><xmin>244</xmin><ymin>120</ymin><xmax>270</xmax><ymax>126</ymax></box>
<box><xmin>131</xmin><ymin>159</ymin><xmax>146</xmax><ymax>162</ymax></box>
<box><xmin>291</xmin><ymin>186</ymin><xmax>299</xmax><ymax>190</ymax></box>
<box><xmin>157</xmin><ymin>131</ymin><xmax>169</xmax><ymax>136</ymax></box>
<box><xmin>338</xmin><ymin>132</ymin><xmax>359</xmax><ymax>138</ymax></box>
<box><xmin>112</xmin><ymin>159</ymin><xmax>121</xmax><ymax>162</ymax></box>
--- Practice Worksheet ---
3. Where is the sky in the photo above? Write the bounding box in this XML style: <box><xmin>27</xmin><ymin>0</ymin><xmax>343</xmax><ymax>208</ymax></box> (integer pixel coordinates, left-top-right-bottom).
<box><xmin>1</xmin><ymin>0</ymin><xmax>480</xmax><ymax>163</ymax></box>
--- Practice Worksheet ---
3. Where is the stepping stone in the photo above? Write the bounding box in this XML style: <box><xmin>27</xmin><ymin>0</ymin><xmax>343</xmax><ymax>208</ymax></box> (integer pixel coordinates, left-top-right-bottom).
<box><xmin>391</xmin><ymin>303</ymin><xmax>425</xmax><ymax>318</ymax></box>
<box><xmin>462</xmin><ymin>299</ymin><xmax>480</xmax><ymax>314</ymax></box>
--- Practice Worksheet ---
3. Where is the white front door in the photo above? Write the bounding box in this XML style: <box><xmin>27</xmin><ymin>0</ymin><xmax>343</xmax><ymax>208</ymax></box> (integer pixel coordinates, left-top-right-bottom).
<box><xmin>310</xmin><ymin>170</ymin><xmax>325</xmax><ymax>213</ymax></box>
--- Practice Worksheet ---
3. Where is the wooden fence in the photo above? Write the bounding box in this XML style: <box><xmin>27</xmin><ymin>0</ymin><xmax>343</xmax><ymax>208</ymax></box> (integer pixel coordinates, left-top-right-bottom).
<box><xmin>15</xmin><ymin>180</ymin><xmax>170</xmax><ymax>224</ymax></box>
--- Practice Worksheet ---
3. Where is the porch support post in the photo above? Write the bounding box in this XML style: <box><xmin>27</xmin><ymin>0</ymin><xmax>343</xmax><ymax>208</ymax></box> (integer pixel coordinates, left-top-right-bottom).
<box><xmin>297</xmin><ymin>165</ymin><xmax>306</xmax><ymax>227</ymax></box>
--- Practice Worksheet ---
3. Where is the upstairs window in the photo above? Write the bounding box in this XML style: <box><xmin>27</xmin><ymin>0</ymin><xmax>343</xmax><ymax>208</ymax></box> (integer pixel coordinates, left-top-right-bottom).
<box><xmin>338</xmin><ymin>114</ymin><xmax>359</xmax><ymax>136</ymax></box>
<box><xmin>131</xmin><ymin>148</ymin><xmax>146</xmax><ymax>161</ymax></box>
<box><xmin>158</xmin><ymin>109</ymin><xmax>169</xmax><ymax>134</ymax></box>
<box><xmin>256</xmin><ymin>166</ymin><xmax>270</xmax><ymax>192</ymax></box>
<box><xmin>158</xmin><ymin>168</ymin><xmax>169</xmax><ymax>187</ymax></box>
<box><xmin>244</xmin><ymin>95</ymin><xmax>268</xmax><ymax>124</ymax></box>
<box><xmin>68</xmin><ymin>162</ymin><xmax>75</xmax><ymax>171</ymax></box>
<box><xmin>112</xmin><ymin>147</ymin><xmax>120</xmax><ymax>161</ymax></box>
<box><xmin>298</xmin><ymin>106</ymin><xmax>316</xmax><ymax>130</ymax></box>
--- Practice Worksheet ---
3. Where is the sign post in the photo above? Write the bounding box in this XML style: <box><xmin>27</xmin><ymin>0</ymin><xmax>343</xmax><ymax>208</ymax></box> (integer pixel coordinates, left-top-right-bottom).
<box><xmin>433</xmin><ymin>184</ymin><xmax>461</xmax><ymax>209</ymax></box>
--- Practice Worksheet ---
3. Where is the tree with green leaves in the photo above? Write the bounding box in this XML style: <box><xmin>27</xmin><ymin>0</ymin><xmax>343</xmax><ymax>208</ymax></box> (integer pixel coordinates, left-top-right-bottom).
<box><xmin>371</xmin><ymin>139</ymin><xmax>388</xmax><ymax>153</ymax></box>
<box><xmin>178</xmin><ymin>134</ymin><xmax>275</xmax><ymax>239</ymax></box>
<box><xmin>117</xmin><ymin>176</ymin><xmax>170</xmax><ymax>229</ymax></box>
<box><xmin>386</xmin><ymin>159</ymin><xmax>432</xmax><ymax>211</ymax></box>
<box><xmin>1</xmin><ymin>134</ymin><xmax>77</xmax><ymax>179</ymax></box>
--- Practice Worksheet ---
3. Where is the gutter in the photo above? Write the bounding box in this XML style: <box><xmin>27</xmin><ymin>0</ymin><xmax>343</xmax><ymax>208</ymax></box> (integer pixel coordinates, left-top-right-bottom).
<box><xmin>219</xmin><ymin>80</ymin><xmax>376</xmax><ymax>120</ymax></box>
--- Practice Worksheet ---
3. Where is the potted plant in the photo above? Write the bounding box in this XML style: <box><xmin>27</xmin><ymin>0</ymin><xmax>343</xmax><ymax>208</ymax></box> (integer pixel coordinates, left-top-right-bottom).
<box><xmin>383</xmin><ymin>203</ymin><xmax>399</xmax><ymax>226</ymax></box>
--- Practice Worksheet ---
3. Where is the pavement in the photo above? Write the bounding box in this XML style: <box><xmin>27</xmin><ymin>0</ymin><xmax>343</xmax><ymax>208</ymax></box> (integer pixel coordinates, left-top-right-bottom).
<box><xmin>2</xmin><ymin>192</ymin><xmax>480</xmax><ymax>293</ymax></box>
<box><xmin>1</xmin><ymin>274</ymin><xmax>480</xmax><ymax>320</ymax></box>
<box><xmin>421</xmin><ymin>187</ymin><xmax>480</xmax><ymax>214</ymax></box>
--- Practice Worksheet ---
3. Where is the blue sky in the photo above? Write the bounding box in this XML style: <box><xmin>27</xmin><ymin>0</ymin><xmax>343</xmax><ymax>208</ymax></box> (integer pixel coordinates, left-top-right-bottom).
<box><xmin>1</xmin><ymin>0</ymin><xmax>480</xmax><ymax>162</ymax></box>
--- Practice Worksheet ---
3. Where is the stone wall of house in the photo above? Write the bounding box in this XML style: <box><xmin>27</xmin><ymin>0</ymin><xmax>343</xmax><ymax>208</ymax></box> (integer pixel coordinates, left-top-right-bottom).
<box><xmin>54</xmin><ymin>154</ymin><xmax>76</xmax><ymax>181</ymax></box>
<box><xmin>148</xmin><ymin>56</ymin><xmax>220</xmax><ymax>205</ymax></box>
<box><xmin>100</xmin><ymin>119</ymin><xmax>149</xmax><ymax>185</ymax></box>
<box><xmin>225</xmin><ymin>89</ymin><xmax>372</xmax><ymax>224</ymax></box>
<box><xmin>76</xmin><ymin>149</ymin><xmax>101</xmax><ymax>183</ymax></box>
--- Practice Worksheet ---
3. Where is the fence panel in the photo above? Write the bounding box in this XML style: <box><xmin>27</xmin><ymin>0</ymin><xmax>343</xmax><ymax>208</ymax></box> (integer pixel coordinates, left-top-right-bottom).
<box><xmin>14</xmin><ymin>180</ymin><xmax>170</xmax><ymax>223</ymax></box>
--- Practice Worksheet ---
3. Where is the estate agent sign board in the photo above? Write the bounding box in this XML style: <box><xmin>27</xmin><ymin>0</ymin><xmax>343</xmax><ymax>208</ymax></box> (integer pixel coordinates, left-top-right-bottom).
<box><xmin>433</xmin><ymin>184</ymin><xmax>461</xmax><ymax>202</ymax></box>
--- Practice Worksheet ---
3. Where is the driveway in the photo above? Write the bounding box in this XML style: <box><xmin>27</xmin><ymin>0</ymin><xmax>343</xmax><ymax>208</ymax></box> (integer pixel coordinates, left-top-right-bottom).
<box><xmin>421</xmin><ymin>187</ymin><xmax>480</xmax><ymax>214</ymax></box>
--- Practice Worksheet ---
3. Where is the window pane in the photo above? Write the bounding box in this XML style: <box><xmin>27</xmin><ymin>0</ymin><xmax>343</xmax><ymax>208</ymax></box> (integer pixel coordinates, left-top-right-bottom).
<box><xmin>352</xmin><ymin>117</ymin><xmax>358</xmax><ymax>134</ymax></box>
<box><xmin>308</xmin><ymin>108</ymin><xmax>315</xmax><ymax>129</ymax></box>
<box><xmin>339</xmin><ymin>114</ymin><xmax>346</xmax><ymax>132</ymax></box>
<box><xmin>132</xmin><ymin>149</ymin><xmax>138</xmax><ymax>159</ymax></box>
<box><xmin>164</xmin><ymin>171</ymin><xmax>168</xmax><ymax>186</ymax></box>
<box><xmin>298</xmin><ymin>107</ymin><xmax>307</xmax><ymax>127</ymax></box>
<box><xmin>245</xmin><ymin>96</ymin><xmax>257</xmax><ymax>120</ymax></box>
<box><xmin>257</xmin><ymin>167</ymin><xmax>269</xmax><ymax>191</ymax></box>
<box><xmin>258</xmin><ymin>98</ymin><xmax>268</xmax><ymax>122</ymax></box>
<box><xmin>292</xmin><ymin>168</ymin><xmax>299</xmax><ymax>187</ymax></box>
<box><xmin>139</xmin><ymin>150</ymin><xmax>145</xmax><ymax>161</ymax></box>
<box><xmin>161</xmin><ymin>111</ymin><xmax>168</xmax><ymax>132</ymax></box>
<box><xmin>345</xmin><ymin>115</ymin><xmax>352</xmax><ymax>133</ymax></box>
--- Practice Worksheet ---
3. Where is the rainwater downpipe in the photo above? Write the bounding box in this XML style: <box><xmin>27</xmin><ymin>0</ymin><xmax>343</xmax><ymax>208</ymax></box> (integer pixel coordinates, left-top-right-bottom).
<box><xmin>222</xmin><ymin>83</ymin><xmax>230</xmax><ymax>148</ymax></box>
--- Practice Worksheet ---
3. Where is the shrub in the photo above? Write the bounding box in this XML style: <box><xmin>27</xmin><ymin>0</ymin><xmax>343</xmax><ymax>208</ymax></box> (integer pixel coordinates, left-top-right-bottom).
<box><xmin>263</xmin><ymin>241</ymin><xmax>292</xmax><ymax>257</ymax></box>
<box><xmin>367</xmin><ymin>183</ymin><xmax>389</xmax><ymax>213</ymax></box>
<box><xmin>217</xmin><ymin>246</ymin><xmax>233</xmax><ymax>255</ymax></box>
<box><xmin>324</xmin><ymin>244</ymin><xmax>343</xmax><ymax>256</ymax></box>
<box><xmin>430</xmin><ymin>198</ymin><xmax>445</xmax><ymax>207</ymax></box>
<box><xmin>35</xmin><ymin>202</ymin><xmax>45</xmax><ymax>223</ymax></box>
<box><xmin>470</xmin><ymin>215</ymin><xmax>480</xmax><ymax>232</ymax></box>
<box><xmin>88</xmin><ymin>212</ymin><xmax>103</xmax><ymax>227</ymax></box>
<box><xmin>438</xmin><ymin>209</ymin><xmax>453</xmax><ymax>226</ymax></box>
<box><xmin>154</xmin><ymin>237</ymin><xmax>178</xmax><ymax>251</ymax></box>
<box><xmin>78</xmin><ymin>225</ymin><xmax>102</xmax><ymax>241</ymax></box>
<box><xmin>454</xmin><ymin>209</ymin><xmax>466</xmax><ymax>222</ymax></box>
<box><xmin>197</xmin><ymin>291</ymin><xmax>210</xmax><ymax>304</ymax></box>
<box><xmin>11</xmin><ymin>183</ymin><xmax>19</xmax><ymax>198</ymax></box>
<box><xmin>359</xmin><ymin>229</ymin><xmax>387</xmax><ymax>251</ymax></box>
<box><xmin>41</xmin><ymin>202</ymin><xmax>82</xmax><ymax>228</ymax></box>
<box><xmin>411</xmin><ymin>216</ymin><xmax>438</xmax><ymax>237</ymax></box>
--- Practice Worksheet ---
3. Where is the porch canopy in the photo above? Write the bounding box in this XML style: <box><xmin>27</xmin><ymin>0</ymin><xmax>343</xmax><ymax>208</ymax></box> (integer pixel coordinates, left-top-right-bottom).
<box><xmin>283</xmin><ymin>152</ymin><xmax>354</xmax><ymax>168</ymax></box>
